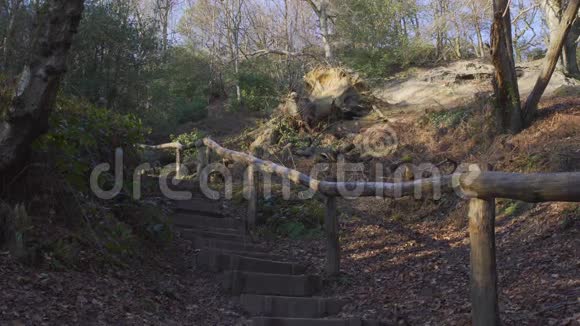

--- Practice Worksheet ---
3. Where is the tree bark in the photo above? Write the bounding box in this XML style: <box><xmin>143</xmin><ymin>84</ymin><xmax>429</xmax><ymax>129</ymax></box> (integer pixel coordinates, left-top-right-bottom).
<box><xmin>562</xmin><ymin>18</ymin><xmax>580</xmax><ymax>76</ymax></box>
<box><xmin>475</xmin><ymin>23</ymin><xmax>485</xmax><ymax>58</ymax></box>
<box><xmin>523</xmin><ymin>0</ymin><xmax>580</xmax><ymax>123</ymax></box>
<box><xmin>0</xmin><ymin>0</ymin><xmax>85</xmax><ymax>172</ymax></box>
<box><xmin>306</xmin><ymin>0</ymin><xmax>334</xmax><ymax>62</ymax></box>
<box><xmin>491</xmin><ymin>0</ymin><xmax>523</xmax><ymax>133</ymax></box>
<box><xmin>319</xmin><ymin>1</ymin><xmax>333</xmax><ymax>61</ymax></box>
<box><xmin>1</xmin><ymin>0</ymin><xmax>23</xmax><ymax>71</ymax></box>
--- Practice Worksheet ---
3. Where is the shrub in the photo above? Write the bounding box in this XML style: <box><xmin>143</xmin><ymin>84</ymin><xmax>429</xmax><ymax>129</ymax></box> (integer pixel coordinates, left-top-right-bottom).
<box><xmin>339</xmin><ymin>41</ymin><xmax>436</xmax><ymax>78</ymax></box>
<box><xmin>224</xmin><ymin>59</ymin><xmax>281</xmax><ymax>113</ymax></box>
<box><xmin>33</xmin><ymin>96</ymin><xmax>148</xmax><ymax>191</ymax></box>
<box><xmin>174</xmin><ymin>98</ymin><xmax>208</xmax><ymax>124</ymax></box>
<box><xmin>146</xmin><ymin>47</ymin><xmax>212</xmax><ymax>132</ymax></box>
<box><xmin>170</xmin><ymin>129</ymin><xmax>204</xmax><ymax>163</ymax></box>
<box><xmin>259</xmin><ymin>197</ymin><xmax>325</xmax><ymax>239</ymax></box>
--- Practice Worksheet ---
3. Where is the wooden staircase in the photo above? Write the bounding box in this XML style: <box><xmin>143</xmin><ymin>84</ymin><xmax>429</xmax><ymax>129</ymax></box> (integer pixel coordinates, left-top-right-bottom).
<box><xmin>170</xmin><ymin>195</ymin><xmax>385</xmax><ymax>326</ymax></box>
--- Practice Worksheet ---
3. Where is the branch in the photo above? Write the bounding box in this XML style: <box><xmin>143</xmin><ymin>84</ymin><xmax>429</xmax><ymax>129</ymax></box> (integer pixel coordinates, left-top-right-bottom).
<box><xmin>245</xmin><ymin>48</ymin><xmax>309</xmax><ymax>58</ymax></box>
<box><xmin>502</xmin><ymin>0</ymin><xmax>513</xmax><ymax>17</ymax></box>
<box><xmin>304</xmin><ymin>0</ymin><xmax>320</xmax><ymax>16</ymax></box>
<box><xmin>512</xmin><ymin>3</ymin><xmax>539</xmax><ymax>24</ymax></box>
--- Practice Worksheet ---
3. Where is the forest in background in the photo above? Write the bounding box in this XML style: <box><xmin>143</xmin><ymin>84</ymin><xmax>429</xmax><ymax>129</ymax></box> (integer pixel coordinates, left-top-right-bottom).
<box><xmin>0</xmin><ymin>0</ymin><xmax>576</xmax><ymax>265</ymax></box>
<box><xmin>1</xmin><ymin>0</ymin><xmax>577</xmax><ymax>136</ymax></box>
<box><xmin>0</xmin><ymin>0</ymin><xmax>578</xmax><ymax>324</ymax></box>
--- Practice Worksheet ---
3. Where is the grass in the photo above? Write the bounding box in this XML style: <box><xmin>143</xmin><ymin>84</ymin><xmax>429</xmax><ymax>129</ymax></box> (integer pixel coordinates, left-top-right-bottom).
<box><xmin>498</xmin><ymin>200</ymin><xmax>529</xmax><ymax>218</ymax></box>
<box><xmin>422</xmin><ymin>107</ymin><xmax>472</xmax><ymax>129</ymax></box>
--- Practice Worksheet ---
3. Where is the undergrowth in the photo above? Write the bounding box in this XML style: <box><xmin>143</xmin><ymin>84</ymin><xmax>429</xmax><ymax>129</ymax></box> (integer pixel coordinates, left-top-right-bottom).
<box><xmin>1</xmin><ymin>95</ymin><xmax>172</xmax><ymax>271</ymax></box>
<box><xmin>170</xmin><ymin>129</ymin><xmax>204</xmax><ymax>163</ymax></box>
<box><xmin>256</xmin><ymin>196</ymin><xmax>325</xmax><ymax>240</ymax></box>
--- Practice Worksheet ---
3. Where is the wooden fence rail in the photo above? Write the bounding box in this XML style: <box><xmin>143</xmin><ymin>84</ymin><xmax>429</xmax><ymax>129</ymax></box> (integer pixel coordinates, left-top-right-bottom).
<box><xmin>139</xmin><ymin>138</ymin><xmax>580</xmax><ymax>326</ymax></box>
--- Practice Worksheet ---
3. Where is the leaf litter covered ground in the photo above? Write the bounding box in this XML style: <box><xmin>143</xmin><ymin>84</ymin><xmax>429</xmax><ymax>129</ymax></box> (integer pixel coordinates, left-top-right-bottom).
<box><xmin>2</xmin><ymin>64</ymin><xmax>579</xmax><ymax>326</ymax></box>
<box><xmin>0</xmin><ymin>238</ymin><xmax>247</xmax><ymax>325</ymax></box>
<box><xmin>260</xmin><ymin>93</ymin><xmax>580</xmax><ymax>325</ymax></box>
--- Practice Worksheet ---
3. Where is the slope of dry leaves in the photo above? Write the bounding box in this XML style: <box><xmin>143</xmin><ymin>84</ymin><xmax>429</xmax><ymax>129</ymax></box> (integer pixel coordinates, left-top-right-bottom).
<box><xmin>0</xmin><ymin>238</ymin><xmax>247</xmax><ymax>325</ymax></box>
<box><xmin>1</xmin><ymin>92</ymin><xmax>578</xmax><ymax>326</ymax></box>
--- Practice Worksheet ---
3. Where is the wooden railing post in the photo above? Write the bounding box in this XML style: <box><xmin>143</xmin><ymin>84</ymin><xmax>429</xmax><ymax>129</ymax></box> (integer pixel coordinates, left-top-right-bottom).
<box><xmin>196</xmin><ymin>143</ymin><xmax>208</xmax><ymax>179</ymax></box>
<box><xmin>246</xmin><ymin>164</ymin><xmax>257</xmax><ymax>228</ymax></box>
<box><xmin>175</xmin><ymin>147</ymin><xmax>183</xmax><ymax>179</ymax></box>
<box><xmin>246</xmin><ymin>146</ymin><xmax>263</xmax><ymax>228</ymax></box>
<box><xmin>468</xmin><ymin>164</ymin><xmax>499</xmax><ymax>326</ymax></box>
<box><xmin>325</xmin><ymin>196</ymin><xmax>340</xmax><ymax>276</ymax></box>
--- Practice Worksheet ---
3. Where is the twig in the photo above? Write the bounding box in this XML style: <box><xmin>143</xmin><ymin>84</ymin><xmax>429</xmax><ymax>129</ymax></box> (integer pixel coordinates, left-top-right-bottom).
<box><xmin>502</xmin><ymin>0</ymin><xmax>513</xmax><ymax>17</ymax></box>
<box><xmin>372</xmin><ymin>105</ymin><xmax>386</xmax><ymax>119</ymax></box>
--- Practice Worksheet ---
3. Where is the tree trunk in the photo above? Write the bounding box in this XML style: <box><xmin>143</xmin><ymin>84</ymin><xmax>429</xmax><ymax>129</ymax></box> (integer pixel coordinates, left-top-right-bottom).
<box><xmin>319</xmin><ymin>1</ymin><xmax>333</xmax><ymax>62</ymax></box>
<box><xmin>491</xmin><ymin>0</ymin><xmax>523</xmax><ymax>133</ymax></box>
<box><xmin>475</xmin><ymin>23</ymin><xmax>485</xmax><ymax>58</ymax></box>
<box><xmin>162</xmin><ymin>6</ymin><xmax>169</xmax><ymax>52</ymax></box>
<box><xmin>562</xmin><ymin>18</ymin><xmax>580</xmax><ymax>76</ymax></box>
<box><xmin>454</xmin><ymin>35</ymin><xmax>462</xmax><ymax>59</ymax></box>
<box><xmin>523</xmin><ymin>0</ymin><xmax>580</xmax><ymax>123</ymax></box>
<box><xmin>234</xmin><ymin>52</ymin><xmax>241</xmax><ymax>102</ymax></box>
<box><xmin>2</xmin><ymin>0</ymin><xmax>23</xmax><ymax>71</ymax></box>
<box><xmin>0</xmin><ymin>0</ymin><xmax>85</xmax><ymax>172</ymax></box>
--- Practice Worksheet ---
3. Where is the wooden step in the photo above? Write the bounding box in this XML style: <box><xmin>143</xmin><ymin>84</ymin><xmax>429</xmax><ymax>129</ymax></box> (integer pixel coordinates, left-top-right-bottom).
<box><xmin>191</xmin><ymin>237</ymin><xmax>267</xmax><ymax>252</ymax></box>
<box><xmin>170</xmin><ymin>214</ymin><xmax>242</xmax><ymax>230</ymax></box>
<box><xmin>221</xmin><ymin>271</ymin><xmax>321</xmax><ymax>296</ymax></box>
<box><xmin>252</xmin><ymin>318</ymin><xmax>386</xmax><ymax>326</ymax></box>
<box><xmin>195</xmin><ymin>251</ymin><xmax>306</xmax><ymax>274</ymax></box>
<box><xmin>141</xmin><ymin>177</ymin><xmax>204</xmax><ymax>195</ymax></box>
<box><xmin>195</xmin><ymin>249</ymin><xmax>287</xmax><ymax>262</ymax></box>
<box><xmin>174</xmin><ymin>225</ymin><xmax>242</xmax><ymax>236</ymax></box>
<box><xmin>174</xmin><ymin>199</ymin><xmax>223</xmax><ymax>217</ymax></box>
<box><xmin>241</xmin><ymin>294</ymin><xmax>346</xmax><ymax>318</ymax></box>
<box><xmin>181</xmin><ymin>229</ymin><xmax>245</xmax><ymax>242</ymax></box>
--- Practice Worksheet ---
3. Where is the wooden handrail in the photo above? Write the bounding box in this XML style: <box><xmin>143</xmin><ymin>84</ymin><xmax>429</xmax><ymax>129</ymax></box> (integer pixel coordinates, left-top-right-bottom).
<box><xmin>201</xmin><ymin>137</ymin><xmax>580</xmax><ymax>202</ymax></box>
<box><xmin>138</xmin><ymin>142</ymin><xmax>194</xmax><ymax>179</ymax></box>
<box><xmin>138</xmin><ymin>142</ymin><xmax>184</xmax><ymax>150</ymax></box>
<box><xmin>143</xmin><ymin>137</ymin><xmax>580</xmax><ymax>326</ymax></box>
<box><xmin>138</xmin><ymin>142</ymin><xmax>198</xmax><ymax>151</ymax></box>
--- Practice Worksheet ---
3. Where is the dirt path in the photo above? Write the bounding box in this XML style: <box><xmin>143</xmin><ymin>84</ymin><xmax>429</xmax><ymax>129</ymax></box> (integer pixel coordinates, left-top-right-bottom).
<box><xmin>373</xmin><ymin>59</ymin><xmax>579</xmax><ymax>117</ymax></box>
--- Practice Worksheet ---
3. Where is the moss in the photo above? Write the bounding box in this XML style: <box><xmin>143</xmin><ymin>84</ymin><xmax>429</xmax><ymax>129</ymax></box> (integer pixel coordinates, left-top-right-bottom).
<box><xmin>499</xmin><ymin>200</ymin><xmax>528</xmax><ymax>217</ymax></box>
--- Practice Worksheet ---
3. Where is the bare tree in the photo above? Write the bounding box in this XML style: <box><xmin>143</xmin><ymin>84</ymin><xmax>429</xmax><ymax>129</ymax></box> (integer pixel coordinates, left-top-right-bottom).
<box><xmin>562</xmin><ymin>17</ymin><xmax>579</xmax><ymax>75</ymax></box>
<box><xmin>491</xmin><ymin>0</ymin><xmax>523</xmax><ymax>133</ymax></box>
<box><xmin>154</xmin><ymin>0</ymin><xmax>177</xmax><ymax>52</ymax></box>
<box><xmin>492</xmin><ymin>0</ymin><xmax>579</xmax><ymax>132</ymax></box>
<box><xmin>305</xmin><ymin>0</ymin><xmax>334</xmax><ymax>61</ymax></box>
<box><xmin>0</xmin><ymin>0</ymin><xmax>85</xmax><ymax>172</ymax></box>
<box><xmin>542</xmin><ymin>0</ymin><xmax>580</xmax><ymax>75</ymax></box>
<box><xmin>222</xmin><ymin>0</ymin><xmax>245</xmax><ymax>102</ymax></box>
<box><xmin>466</xmin><ymin>0</ymin><xmax>492</xmax><ymax>58</ymax></box>
<box><xmin>524</xmin><ymin>0</ymin><xmax>580</xmax><ymax>118</ymax></box>
<box><xmin>432</xmin><ymin>0</ymin><xmax>450</xmax><ymax>60</ymax></box>
<box><xmin>512</xmin><ymin>0</ymin><xmax>541</xmax><ymax>61</ymax></box>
